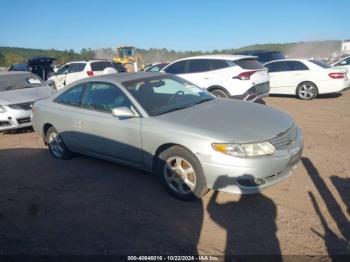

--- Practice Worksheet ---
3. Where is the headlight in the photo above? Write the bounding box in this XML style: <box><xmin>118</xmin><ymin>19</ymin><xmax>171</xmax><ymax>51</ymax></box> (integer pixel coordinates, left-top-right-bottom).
<box><xmin>0</xmin><ymin>105</ymin><xmax>6</xmax><ymax>113</ymax></box>
<box><xmin>212</xmin><ymin>141</ymin><xmax>275</xmax><ymax>158</ymax></box>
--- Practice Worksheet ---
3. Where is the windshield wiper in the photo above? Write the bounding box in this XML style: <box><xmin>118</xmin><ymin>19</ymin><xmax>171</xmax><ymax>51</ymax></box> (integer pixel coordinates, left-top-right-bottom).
<box><xmin>153</xmin><ymin>104</ymin><xmax>192</xmax><ymax>116</ymax></box>
<box><xmin>190</xmin><ymin>98</ymin><xmax>214</xmax><ymax>106</ymax></box>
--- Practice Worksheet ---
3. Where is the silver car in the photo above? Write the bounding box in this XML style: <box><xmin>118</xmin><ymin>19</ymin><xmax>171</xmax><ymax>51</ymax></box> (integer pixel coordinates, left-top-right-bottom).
<box><xmin>0</xmin><ymin>72</ymin><xmax>54</xmax><ymax>132</ymax></box>
<box><xmin>32</xmin><ymin>72</ymin><xmax>303</xmax><ymax>200</ymax></box>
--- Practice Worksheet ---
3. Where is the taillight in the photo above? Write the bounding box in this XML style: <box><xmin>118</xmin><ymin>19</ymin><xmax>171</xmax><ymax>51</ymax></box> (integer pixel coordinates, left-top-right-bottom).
<box><xmin>234</xmin><ymin>70</ymin><xmax>257</xmax><ymax>80</ymax></box>
<box><xmin>87</xmin><ymin>70</ymin><xmax>94</xmax><ymax>76</ymax></box>
<box><xmin>32</xmin><ymin>106</ymin><xmax>36</xmax><ymax>114</ymax></box>
<box><xmin>329</xmin><ymin>72</ymin><xmax>345</xmax><ymax>79</ymax></box>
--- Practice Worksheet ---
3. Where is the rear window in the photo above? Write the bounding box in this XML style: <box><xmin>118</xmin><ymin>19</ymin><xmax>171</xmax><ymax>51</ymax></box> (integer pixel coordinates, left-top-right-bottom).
<box><xmin>309</xmin><ymin>60</ymin><xmax>331</xmax><ymax>69</ymax></box>
<box><xmin>91</xmin><ymin>61</ymin><xmax>113</xmax><ymax>71</ymax></box>
<box><xmin>234</xmin><ymin>59</ymin><xmax>265</xmax><ymax>70</ymax></box>
<box><xmin>68</xmin><ymin>63</ymin><xmax>86</xmax><ymax>73</ymax></box>
<box><xmin>0</xmin><ymin>73</ymin><xmax>43</xmax><ymax>92</ymax></box>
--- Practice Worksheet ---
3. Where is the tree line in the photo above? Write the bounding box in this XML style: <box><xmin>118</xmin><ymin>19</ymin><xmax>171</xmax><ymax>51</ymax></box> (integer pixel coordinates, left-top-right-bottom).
<box><xmin>0</xmin><ymin>40</ymin><xmax>342</xmax><ymax>68</ymax></box>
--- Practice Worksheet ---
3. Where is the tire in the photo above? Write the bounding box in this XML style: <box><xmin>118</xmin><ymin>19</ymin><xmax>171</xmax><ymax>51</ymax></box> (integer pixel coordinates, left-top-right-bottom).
<box><xmin>157</xmin><ymin>145</ymin><xmax>209</xmax><ymax>201</ymax></box>
<box><xmin>210</xmin><ymin>89</ymin><xmax>229</xmax><ymax>98</ymax></box>
<box><xmin>46</xmin><ymin>127</ymin><xmax>71</xmax><ymax>159</ymax></box>
<box><xmin>296</xmin><ymin>82</ymin><xmax>318</xmax><ymax>100</ymax></box>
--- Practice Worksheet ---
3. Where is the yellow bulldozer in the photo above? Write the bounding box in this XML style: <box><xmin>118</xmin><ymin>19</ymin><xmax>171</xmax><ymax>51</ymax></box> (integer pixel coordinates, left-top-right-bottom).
<box><xmin>113</xmin><ymin>46</ymin><xmax>144</xmax><ymax>72</ymax></box>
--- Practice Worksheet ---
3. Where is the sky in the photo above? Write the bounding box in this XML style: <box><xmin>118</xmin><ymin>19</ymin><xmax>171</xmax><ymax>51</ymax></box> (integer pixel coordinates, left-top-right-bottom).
<box><xmin>0</xmin><ymin>0</ymin><xmax>349</xmax><ymax>52</ymax></box>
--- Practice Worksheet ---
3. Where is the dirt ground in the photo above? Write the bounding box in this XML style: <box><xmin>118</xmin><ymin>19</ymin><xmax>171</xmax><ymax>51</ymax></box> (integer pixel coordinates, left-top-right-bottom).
<box><xmin>0</xmin><ymin>92</ymin><xmax>349</xmax><ymax>259</ymax></box>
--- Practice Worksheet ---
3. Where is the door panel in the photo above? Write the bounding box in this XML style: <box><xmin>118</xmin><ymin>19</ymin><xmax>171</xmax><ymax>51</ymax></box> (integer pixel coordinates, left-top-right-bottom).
<box><xmin>74</xmin><ymin>82</ymin><xmax>143</xmax><ymax>165</ymax></box>
<box><xmin>74</xmin><ymin>110</ymin><xmax>143</xmax><ymax>165</ymax></box>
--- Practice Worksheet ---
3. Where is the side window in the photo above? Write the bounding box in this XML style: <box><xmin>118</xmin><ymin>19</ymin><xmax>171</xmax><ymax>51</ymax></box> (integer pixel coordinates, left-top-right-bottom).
<box><xmin>68</xmin><ymin>63</ymin><xmax>86</xmax><ymax>73</ymax></box>
<box><xmin>188</xmin><ymin>59</ymin><xmax>211</xmax><ymax>73</ymax></box>
<box><xmin>55</xmin><ymin>84</ymin><xmax>85</xmax><ymax>106</ymax></box>
<box><xmin>56</xmin><ymin>64</ymin><xmax>69</xmax><ymax>75</ymax></box>
<box><xmin>290</xmin><ymin>61</ymin><xmax>309</xmax><ymax>71</ymax></box>
<box><xmin>265</xmin><ymin>62</ymin><xmax>283</xmax><ymax>73</ymax></box>
<box><xmin>163</xmin><ymin>61</ymin><xmax>188</xmax><ymax>74</ymax></box>
<box><xmin>211</xmin><ymin>60</ymin><xmax>229</xmax><ymax>70</ymax></box>
<box><xmin>266</xmin><ymin>61</ymin><xmax>307</xmax><ymax>72</ymax></box>
<box><xmin>82</xmin><ymin>83</ymin><xmax>131</xmax><ymax>113</ymax></box>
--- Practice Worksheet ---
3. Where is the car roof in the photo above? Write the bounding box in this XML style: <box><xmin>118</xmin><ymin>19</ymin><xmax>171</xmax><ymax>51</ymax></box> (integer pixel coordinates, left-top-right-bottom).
<box><xmin>174</xmin><ymin>54</ymin><xmax>256</xmax><ymax>62</ymax></box>
<box><xmin>265</xmin><ymin>58</ymin><xmax>308</xmax><ymax>64</ymax></box>
<box><xmin>77</xmin><ymin>72</ymin><xmax>167</xmax><ymax>85</ymax></box>
<box><xmin>67</xmin><ymin>59</ymin><xmax>110</xmax><ymax>64</ymax></box>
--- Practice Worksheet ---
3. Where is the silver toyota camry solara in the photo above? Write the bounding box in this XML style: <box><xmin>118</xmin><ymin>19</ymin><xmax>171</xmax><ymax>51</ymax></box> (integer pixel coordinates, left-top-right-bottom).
<box><xmin>32</xmin><ymin>72</ymin><xmax>303</xmax><ymax>200</ymax></box>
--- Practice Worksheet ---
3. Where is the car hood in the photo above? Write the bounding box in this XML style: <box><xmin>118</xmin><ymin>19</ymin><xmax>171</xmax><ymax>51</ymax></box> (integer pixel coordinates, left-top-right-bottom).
<box><xmin>0</xmin><ymin>85</ymin><xmax>54</xmax><ymax>105</ymax></box>
<box><xmin>156</xmin><ymin>99</ymin><xmax>294</xmax><ymax>143</ymax></box>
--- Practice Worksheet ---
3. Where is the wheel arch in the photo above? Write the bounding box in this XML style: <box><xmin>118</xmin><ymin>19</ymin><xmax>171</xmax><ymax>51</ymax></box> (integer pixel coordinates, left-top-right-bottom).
<box><xmin>151</xmin><ymin>143</ymin><xmax>195</xmax><ymax>175</ymax></box>
<box><xmin>43</xmin><ymin>123</ymin><xmax>53</xmax><ymax>144</ymax></box>
<box><xmin>207</xmin><ymin>85</ymin><xmax>230</xmax><ymax>96</ymax></box>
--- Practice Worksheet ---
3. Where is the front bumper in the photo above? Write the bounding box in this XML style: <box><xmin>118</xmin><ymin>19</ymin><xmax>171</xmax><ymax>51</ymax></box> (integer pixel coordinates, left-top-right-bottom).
<box><xmin>0</xmin><ymin>106</ymin><xmax>32</xmax><ymax>132</ymax></box>
<box><xmin>200</xmin><ymin>127</ymin><xmax>303</xmax><ymax>194</ymax></box>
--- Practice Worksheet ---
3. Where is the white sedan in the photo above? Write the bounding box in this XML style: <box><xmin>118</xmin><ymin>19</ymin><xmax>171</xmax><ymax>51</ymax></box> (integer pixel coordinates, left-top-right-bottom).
<box><xmin>265</xmin><ymin>59</ymin><xmax>349</xmax><ymax>100</ymax></box>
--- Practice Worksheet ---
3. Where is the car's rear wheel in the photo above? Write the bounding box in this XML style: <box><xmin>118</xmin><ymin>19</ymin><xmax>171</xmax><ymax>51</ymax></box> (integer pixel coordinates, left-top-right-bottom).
<box><xmin>47</xmin><ymin>127</ymin><xmax>71</xmax><ymax>159</ymax></box>
<box><xmin>297</xmin><ymin>82</ymin><xmax>318</xmax><ymax>100</ymax></box>
<box><xmin>158</xmin><ymin>145</ymin><xmax>209</xmax><ymax>201</ymax></box>
<box><xmin>210</xmin><ymin>89</ymin><xmax>229</xmax><ymax>98</ymax></box>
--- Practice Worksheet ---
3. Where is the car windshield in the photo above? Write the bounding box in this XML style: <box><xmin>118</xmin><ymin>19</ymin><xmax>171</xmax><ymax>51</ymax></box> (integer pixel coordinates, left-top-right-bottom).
<box><xmin>0</xmin><ymin>73</ymin><xmax>44</xmax><ymax>92</ymax></box>
<box><xmin>309</xmin><ymin>59</ymin><xmax>331</xmax><ymax>69</ymax></box>
<box><xmin>123</xmin><ymin>75</ymin><xmax>214</xmax><ymax>116</ymax></box>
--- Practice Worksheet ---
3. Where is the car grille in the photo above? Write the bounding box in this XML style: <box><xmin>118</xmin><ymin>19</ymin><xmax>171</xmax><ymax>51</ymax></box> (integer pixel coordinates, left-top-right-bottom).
<box><xmin>0</xmin><ymin>121</ymin><xmax>10</xmax><ymax>127</ymax></box>
<box><xmin>17</xmin><ymin>117</ymin><xmax>31</xmax><ymax>124</ymax></box>
<box><xmin>8</xmin><ymin>102</ymin><xmax>34</xmax><ymax>111</ymax></box>
<box><xmin>270</xmin><ymin>125</ymin><xmax>298</xmax><ymax>149</ymax></box>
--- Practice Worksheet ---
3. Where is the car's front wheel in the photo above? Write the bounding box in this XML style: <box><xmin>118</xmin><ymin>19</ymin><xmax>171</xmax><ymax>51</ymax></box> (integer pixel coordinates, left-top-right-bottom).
<box><xmin>47</xmin><ymin>127</ymin><xmax>71</xmax><ymax>159</ymax></box>
<box><xmin>158</xmin><ymin>145</ymin><xmax>209</xmax><ymax>201</ymax></box>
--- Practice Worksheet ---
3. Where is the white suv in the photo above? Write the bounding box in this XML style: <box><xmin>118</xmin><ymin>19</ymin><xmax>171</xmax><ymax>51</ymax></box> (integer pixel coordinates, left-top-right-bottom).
<box><xmin>161</xmin><ymin>55</ymin><xmax>270</xmax><ymax>101</ymax></box>
<box><xmin>48</xmin><ymin>60</ymin><xmax>115</xmax><ymax>90</ymax></box>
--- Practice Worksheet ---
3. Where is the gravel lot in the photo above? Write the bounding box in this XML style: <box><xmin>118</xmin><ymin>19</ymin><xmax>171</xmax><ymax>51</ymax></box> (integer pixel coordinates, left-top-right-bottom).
<box><xmin>0</xmin><ymin>92</ymin><xmax>349</xmax><ymax>258</ymax></box>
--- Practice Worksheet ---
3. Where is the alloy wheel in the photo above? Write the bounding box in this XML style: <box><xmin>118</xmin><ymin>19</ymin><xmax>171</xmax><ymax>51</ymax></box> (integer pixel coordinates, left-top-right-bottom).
<box><xmin>48</xmin><ymin>132</ymin><xmax>64</xmax><ymax>158</ymax></box>
<box><xmin>298</xmin><ymin>83</ymin><xmax>316</xmax><ymax>99</ymax></box>
<box><xmin>163</xmin><ymin>156</ymin><xmax>197</xmax><ymax>195</ymax></box>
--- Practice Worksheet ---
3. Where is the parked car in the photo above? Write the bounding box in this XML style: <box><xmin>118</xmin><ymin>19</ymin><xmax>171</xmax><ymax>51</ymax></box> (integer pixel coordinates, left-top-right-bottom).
<box><xmin>0</xmin><ymin>72</ymin><xmax>54</xmax><ymax>132</ymax></box>
<box><xmin>32</xmin><ymin>72</ymin><xmax>303</xmax><ymax>201</ymax></box>
<box><xmin>8</xmin><ymin>57</ymin><xmax>55</xmax><ymax>81</ymax></box>
<box><xmin>144</xmin><ymin>63</ymin><xmax>169</xmax><ymax>72</ymax></box>
<box><xmin>47</xmin><ymin>60</ymin><xmax>117</xmax><ymax>90</ymax></box>
<box><xmin>265</xmin><ymin>59</ymin><xmax>349</xmax><ymax>100</ymax></box>
<box><xmin>161</xmin><ymin>55</ymin><xmax>270</xmax><ymax>101</ymax></box>
<box><xmin>235</xmin><ymin>50</ymin><xmax>285</xmax><ymax>64</ymax></box>
<box><xmin>331</xmin><ymin>55</ymin><xmax>350</xmax><ymax>79</ymax></box>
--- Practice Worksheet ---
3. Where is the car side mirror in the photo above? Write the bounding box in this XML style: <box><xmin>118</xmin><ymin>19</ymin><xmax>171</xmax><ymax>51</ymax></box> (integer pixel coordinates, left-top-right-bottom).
<box><xmin>112</xmin><ymin>106</ymin><xmax>135</xmax><ymax>118</ymax></box>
